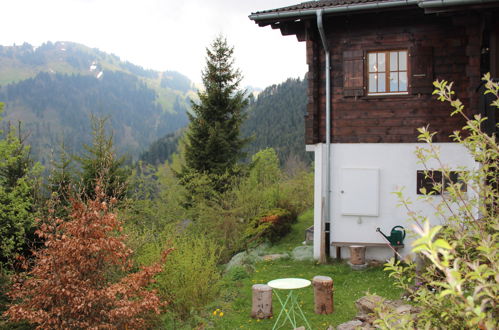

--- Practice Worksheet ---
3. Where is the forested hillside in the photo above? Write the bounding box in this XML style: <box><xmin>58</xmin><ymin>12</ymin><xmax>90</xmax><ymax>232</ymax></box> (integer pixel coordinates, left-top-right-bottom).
<box><xmin>140</xmin><ymin>77</ymin><xmax>310</xmax><ymax>166</ymax></box>
<box><xmin>0</xmin><ymin>41</ymin><xmax>192</xmax><ymax>163</ymax></box>
<box><xmin>242</xmin><ymin>77</ymin><xmax>310</xmax><ymax>164</ymax></box>
<box><xmin>139</xmin><ymin>129</ymin><xmax>184</xmax><ymax>165</ymax></box>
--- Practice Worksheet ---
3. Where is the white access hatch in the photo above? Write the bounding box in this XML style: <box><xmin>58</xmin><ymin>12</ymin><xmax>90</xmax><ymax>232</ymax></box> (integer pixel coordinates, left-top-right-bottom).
<box><xmin>339</xmin><ymin>168</ymin><xmax>379</xmax><ymax>216</ymax></box>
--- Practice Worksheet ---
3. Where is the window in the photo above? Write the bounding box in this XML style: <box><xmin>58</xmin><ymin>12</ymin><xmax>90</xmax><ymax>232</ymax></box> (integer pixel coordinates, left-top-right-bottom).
<box><xmin>342</xmin><ymin>46</ymin><xmax>433</xmax><ymax>97</ymax></box>
<box><xmin>368</xmin><ymin>50</ymin><xmax>408</xmax><ymax>95</ymax></box>
<box><xmin>416</xmin><ymin>170</ymin><xmax>467</xmax><ymax>195</ymax></box>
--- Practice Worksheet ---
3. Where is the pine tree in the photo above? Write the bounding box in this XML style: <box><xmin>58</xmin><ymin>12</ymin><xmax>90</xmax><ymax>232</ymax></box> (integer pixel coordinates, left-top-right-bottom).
<box><xmin>182</xmin><ymin>36</ymin><xmax>248</xmax><ymax>190</ymax></box>
<box><xmin>0</xmin><ymin>103</ymin><xmax>43</xmax><ymax>266</ymax></box>
<box><xmin>47</xmin><ymin>139</ymin><xmax>75</xmax><ymax>216</ymax></box>
<box><xmin>75</xmin><ymin>116</ymin><xmax>129</xmax><ymax>200</ymax></box>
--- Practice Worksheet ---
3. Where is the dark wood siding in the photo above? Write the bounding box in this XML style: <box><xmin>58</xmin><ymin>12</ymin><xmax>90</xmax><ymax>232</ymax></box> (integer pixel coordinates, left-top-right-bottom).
<box><xmin>304</xmin><ymin>9</ymin><xmax>489</xmax><ymax>144</ymax></box>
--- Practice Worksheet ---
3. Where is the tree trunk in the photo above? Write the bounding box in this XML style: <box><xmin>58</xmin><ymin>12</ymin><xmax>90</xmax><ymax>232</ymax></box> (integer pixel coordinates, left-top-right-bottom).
<box><xmin>251</xmin><ymin>284</ymin><xmax>272</xmax><ymax>319</ymax></box>
<box><xmin>312</xmin><ymin>276</ymin><xmax>333</xmax><ymax>314</ymax></box>
<box><xmin>349</xmin><ymin>245</ymin><xmax>366</xmax><ymax>265</ymax></box>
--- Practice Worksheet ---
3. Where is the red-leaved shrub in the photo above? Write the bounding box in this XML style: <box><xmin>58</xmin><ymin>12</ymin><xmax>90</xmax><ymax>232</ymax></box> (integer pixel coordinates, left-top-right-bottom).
<box><xmin>4</xmin><ymin>187</ymin><xmax>169</xmax><ymax>329</ymax></box>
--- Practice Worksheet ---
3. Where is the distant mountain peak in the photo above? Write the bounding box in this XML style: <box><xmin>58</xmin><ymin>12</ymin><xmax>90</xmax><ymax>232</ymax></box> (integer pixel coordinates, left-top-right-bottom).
<box><xmin>0</xmin><ymin>41</ymin><xmax>194</xmax><ymax>164</ymax></box>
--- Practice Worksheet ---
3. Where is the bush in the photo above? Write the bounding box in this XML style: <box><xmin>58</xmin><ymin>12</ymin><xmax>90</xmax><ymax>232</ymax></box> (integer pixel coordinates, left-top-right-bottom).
<box><xmin>378</xmin><ymin>74</ymin><xmax>498</xmax><ymax>329</ymax></box>
<box><xmin>244</xmin><ymin>208</ymin><xmax>296</xmax><ymax>247</ymax></box>
<box><xmin>185</xmin><ymin>148</ymin><xmax>312</xmax><ymax>260</ymax></box>
<box><xmin>153</xmin><ymin>233</ymin><xmax>222</xmax><ymax>320</ymax></box>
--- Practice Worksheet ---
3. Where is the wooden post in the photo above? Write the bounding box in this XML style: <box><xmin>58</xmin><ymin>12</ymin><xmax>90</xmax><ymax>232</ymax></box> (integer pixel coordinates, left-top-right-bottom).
<box><xmin>349</xmin><ymin>245</ymin><xmax>366</xmax><ymax>265</ymax></box>
<box><xmin>251</xmin><ymin>284</ymin><xmax>272</xmax><ymax>319</ymax></box>
<box><xmin>312</xmin><ymin>276</ymin><xmax>333</xmax><ymax>314</ymax></box>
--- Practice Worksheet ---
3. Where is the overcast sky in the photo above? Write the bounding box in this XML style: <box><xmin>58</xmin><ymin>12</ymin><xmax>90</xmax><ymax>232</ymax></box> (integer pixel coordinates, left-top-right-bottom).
<box><xmin>0</xmin><ymin>0</ymin><xmax>307</xmax><ymax>89</ymax></box>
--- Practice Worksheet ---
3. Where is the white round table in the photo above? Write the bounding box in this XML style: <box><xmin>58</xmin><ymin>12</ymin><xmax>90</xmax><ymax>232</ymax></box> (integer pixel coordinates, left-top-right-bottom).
<box><xmin>267</xmin><ymin>278</ymin><xmax>311</xmax><ymax>329</ymax></box>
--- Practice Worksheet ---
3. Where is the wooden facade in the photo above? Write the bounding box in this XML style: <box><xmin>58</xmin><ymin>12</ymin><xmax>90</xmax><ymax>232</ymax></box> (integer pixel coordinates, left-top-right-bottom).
<box><xmin>250</xmin><ymin>0</ymin><xmax>499</xmax><ymax>261</ymax></box>
<box><xmin>253</xmin><ymin>2</ymin><xmax>499</xmax><ymax>145</ymax></box>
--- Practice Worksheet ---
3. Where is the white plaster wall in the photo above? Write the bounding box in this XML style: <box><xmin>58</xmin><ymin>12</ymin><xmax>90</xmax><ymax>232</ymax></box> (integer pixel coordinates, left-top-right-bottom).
<box><xmin>306</xmin><ymin>144</ymin><xmax>326</xmax><ymax>259</ymax></box>
<box><xmin>307</xmin><ymin>143</ymin><xmax>477</xmax><ymax>261</ymax></box>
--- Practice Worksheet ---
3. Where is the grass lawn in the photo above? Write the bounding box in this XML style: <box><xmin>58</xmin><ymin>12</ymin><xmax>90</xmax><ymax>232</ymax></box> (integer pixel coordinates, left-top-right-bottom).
<box><xmin>206</xmin><ymin>210</ymin><xmax>403</xmax><ymax>329</ymax></box>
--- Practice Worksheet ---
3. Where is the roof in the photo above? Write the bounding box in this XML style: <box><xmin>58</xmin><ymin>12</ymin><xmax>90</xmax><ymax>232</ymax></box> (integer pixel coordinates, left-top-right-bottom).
<box><xmin>251</xmin><ymin>0</ymin><xmax>389</xmax><ymax>16</ymax></box>
<box><xmin>249</xmin><ymin>0</ymin><xmax>499</xmax><ymax>22</ymax></box>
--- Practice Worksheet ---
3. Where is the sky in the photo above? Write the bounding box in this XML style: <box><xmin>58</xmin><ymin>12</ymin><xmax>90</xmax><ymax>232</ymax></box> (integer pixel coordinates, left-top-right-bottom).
<box><xmin>0</xmin><ymin>0</ymin><xmax>307</xmax><ymax>89</ymax></box>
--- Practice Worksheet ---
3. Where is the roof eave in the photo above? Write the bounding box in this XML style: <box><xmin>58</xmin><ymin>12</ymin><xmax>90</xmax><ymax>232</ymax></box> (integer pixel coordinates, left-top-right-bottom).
<box><xmin>249</xmin><ymin>0</ymin><xmax>499</xmax><ymax>23</ymax></box>
<box><xmin>249</xmin><ymin>0</ymin><xmax>420</xmax><ymax>23</ymax></box>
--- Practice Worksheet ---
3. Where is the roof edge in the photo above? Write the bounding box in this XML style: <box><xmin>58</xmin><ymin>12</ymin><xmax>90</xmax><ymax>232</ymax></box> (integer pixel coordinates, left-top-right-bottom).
<box><xmin>249</xmin><ymin>0</ymin><xmax>499</xmax><ymax>22</ymax></box>
<box><xmin>249</xmin><ymin>0</ymin><xmax>420</xmax><ymax>21</ymax></box>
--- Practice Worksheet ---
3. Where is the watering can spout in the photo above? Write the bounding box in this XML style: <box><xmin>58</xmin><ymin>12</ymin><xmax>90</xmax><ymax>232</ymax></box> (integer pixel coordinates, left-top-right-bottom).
<box><xmin>376</xmin><ymin>227</ymin><xmax>390</xmax><ymax>240</ymax></box>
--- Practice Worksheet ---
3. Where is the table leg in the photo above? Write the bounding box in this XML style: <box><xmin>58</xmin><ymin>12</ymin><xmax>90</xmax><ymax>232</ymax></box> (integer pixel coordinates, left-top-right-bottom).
<box><xmin>272</xmin><ymin>290</ymin><xmax>311</xmax><ymax>330</ymax></box>
<box><xmin>272</xmin><ymin>290</ymin><xmax>296</xmax><ymax>329</ymax></box>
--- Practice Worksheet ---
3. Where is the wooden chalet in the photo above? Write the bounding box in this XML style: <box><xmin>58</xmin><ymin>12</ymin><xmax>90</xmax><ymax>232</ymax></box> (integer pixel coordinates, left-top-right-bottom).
<box><xmin>250</xmin><ymin>0</ymin><xmax>499</xmax><ymax>261</ymax></box>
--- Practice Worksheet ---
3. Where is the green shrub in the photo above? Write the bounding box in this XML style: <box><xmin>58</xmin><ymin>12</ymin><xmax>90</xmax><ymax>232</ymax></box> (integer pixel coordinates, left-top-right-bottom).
<box><xmin>185</xmin><ymin>148</ymin><xmax>312</xmax><ymax>260</ymax></box>
<box><xmin>154</xmin><ymin>233</ymin><xmax>222</xmax><ymax>320</ymax></box>
<box><xmin>225</xmin><ymin>266</ymin><xmax>249</xmax><ymax>281</ymax></box>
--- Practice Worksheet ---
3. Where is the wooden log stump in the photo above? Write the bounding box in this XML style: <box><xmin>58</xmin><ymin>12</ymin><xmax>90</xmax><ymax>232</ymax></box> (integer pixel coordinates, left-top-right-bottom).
<box><xmin>251</xmin><ymin>284</ymin><xmax>272</xmax><ymax>319</ymax></box>
<box><xmin>349</xmin><ymin>245</ymin><xmax>366</xmax><ymax>265</ymax></box>
<box><xmin>312</xmin><ymin>276</ymin><xmax>334</xmax><ymax>314</ymax></box>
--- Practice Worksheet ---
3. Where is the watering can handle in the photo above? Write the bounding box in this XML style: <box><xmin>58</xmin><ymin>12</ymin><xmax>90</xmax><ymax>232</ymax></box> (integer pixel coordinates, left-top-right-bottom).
<box><xmin>392</xmin><ymin>225</ymin><xmax>406</xmax><ymax>240</ymax></box>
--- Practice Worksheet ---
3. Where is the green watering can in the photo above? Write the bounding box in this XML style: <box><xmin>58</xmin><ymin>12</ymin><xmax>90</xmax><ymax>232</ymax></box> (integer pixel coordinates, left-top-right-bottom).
<box><xmin>376</xmin><ymin>226</ymin><xmax>406</xmax><ymax>246</ymax></box>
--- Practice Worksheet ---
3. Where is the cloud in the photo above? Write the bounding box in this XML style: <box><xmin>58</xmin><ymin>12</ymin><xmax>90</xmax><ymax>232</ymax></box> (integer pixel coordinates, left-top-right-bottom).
<box><xmin>0</xmin><ymin>0</ymin><xmax>306</xmax><ymax>88</ymax></box>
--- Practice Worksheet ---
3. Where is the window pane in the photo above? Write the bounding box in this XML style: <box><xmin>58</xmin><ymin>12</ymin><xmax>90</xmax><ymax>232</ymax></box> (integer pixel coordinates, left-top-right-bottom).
<box><xmin>390</xmin><ymin>72</ymin><xmax>398</xmax><ymax>91</ymax></box>
<box><xmin>378</xmin><ymin>73</ymin><xmax>386</xmax><ymax>92</ymax></box>
<box><xmin>399</xmin><ymin>51</ymin><xmax>407</xmax><ymax>70</ymax></box>
<box><xmin>369</xmin><ymin>53</ymin><xmax>377</xmax><ymax>72</ymax></box>
<box><xmin>390</xmin><ymin>52</ymin><xmax>398</xmax><ymax>71</ymax></box>
<box><xmin>378</xmin><ymin>53</ymin><xmax>385</xmax><ymax>72</ymax></box>
<box><xmin>399</xmin><ymin>72</ymin><xmax>407</xmax><ymax>91</ymax></box>
<box><xmin>369</xmin><ymin>73</ymin><xmax>377</xmax><ymax>92</ymax></box>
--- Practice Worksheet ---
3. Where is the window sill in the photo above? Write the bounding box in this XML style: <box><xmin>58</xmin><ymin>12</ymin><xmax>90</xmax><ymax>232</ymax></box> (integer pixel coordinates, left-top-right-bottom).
<box><xmin>367</xmin><ymin>92</ymin><xmax>409</xmax><ymax>96</ymax></box>
<box><xmin>360</xmin><ymin>92</ymin><xmax>415</xmax><ymax>100</ymax></box>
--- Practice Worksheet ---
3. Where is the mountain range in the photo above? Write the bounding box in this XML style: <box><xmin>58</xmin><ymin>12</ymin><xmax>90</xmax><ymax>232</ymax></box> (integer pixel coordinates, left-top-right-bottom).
<box><xmin>0</xmin><ymin>41</ymin><xmax>309</xmax><ymax>169</ymax></box>
<box><xmin>0</xmin><ymin>41</ymin><xmax>193</xmax><ymax>164</ymax></box>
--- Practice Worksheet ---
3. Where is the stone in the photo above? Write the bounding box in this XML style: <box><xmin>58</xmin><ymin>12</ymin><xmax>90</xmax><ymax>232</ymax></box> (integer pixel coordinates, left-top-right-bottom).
<box><xmin>395</xmin><ymin>304</ymin><xmax>412</xmax><ymax>315</ymax></box>
<box><xmin>261</xmin><ymin>253</ymin><xmax>289</xmax><ymax>261</ymax></box>
<box><xmin>347</xmin><ymin>261</ymin><xmax>368</xmax><ymax>270</ymax></box>
<box><xmin>225</xmin><ymin>251</ymin><xmax>259</xmax><ymax>271</ymax></box>
<box><xmin>336</xmin><ymin>320</ymin><xmax>363</xmax><ymax>330</ymax></box>
<box><xmin>291</xmin><ymin>245</ymin><xmax>314</xmax><ymax>261</ymax></box>
<box><xmin>355</xmin><ymin>295</ymin><xmax>384</xmax><ymax>314</ymax></box>
<box><xmin>356</xmin><ymin>313</ymin><xmax>376</xmax><ymax>324</ymax></box>
<box><xmin>250</xmin><ymin>243</ymin><xmax>271</xmax><ymax>256</ymax></box>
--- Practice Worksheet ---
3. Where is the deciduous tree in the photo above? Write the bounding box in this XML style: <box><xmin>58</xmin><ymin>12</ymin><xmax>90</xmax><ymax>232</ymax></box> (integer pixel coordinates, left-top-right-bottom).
<box><xmin>4</xmin><ymin>186</ymin><xmax>169</xmax><ymax>329</ymax></box>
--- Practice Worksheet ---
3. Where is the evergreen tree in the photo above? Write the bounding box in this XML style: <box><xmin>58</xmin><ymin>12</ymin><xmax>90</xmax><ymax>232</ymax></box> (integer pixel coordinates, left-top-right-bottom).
<box><xmin>75</xmin><ymin>116</ymin><xmax>129</xmax><ymax>200</ymax></box>
<box><xmin>182</xmin><ymin>36</ymin><xmax>248</xmax><ymax>189</ymax></box>
<box><xmin>0</xmin><ymin>103</ymin><xmax>42</xmax><ymax>266</ymax></box>
<box><xmin>47</xmin><ymin>139</ymin><xmax>75</xmax><ymax>215</ymax></box>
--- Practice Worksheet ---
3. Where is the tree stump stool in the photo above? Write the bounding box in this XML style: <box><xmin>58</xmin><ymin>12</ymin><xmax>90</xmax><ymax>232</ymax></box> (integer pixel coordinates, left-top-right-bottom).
<box><xmin>349</xmin><ymin>245</ymin><xmax>366</xmax><ymax>265</ymax></box>
<box><xmin>312</xmin><ymin>276</ymin><xmax>333</xmax><ymax>314</ymax></box>
<box><xmin>251</xmin><ymin>284</ymin><xmax>272</xmax><ymax>319</ymax></box>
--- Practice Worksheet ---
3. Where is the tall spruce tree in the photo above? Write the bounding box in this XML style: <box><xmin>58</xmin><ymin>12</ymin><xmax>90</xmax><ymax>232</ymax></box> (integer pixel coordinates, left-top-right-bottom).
<box><xmin>75</xmin><ymin>116</ymin><xmax>129</xmax><ymax>200</ymax></box>
<box><xmin>0</xmin><ymin>103</ymin><xmax>43</xmax><ymax>266</ymax></box>
<box><xmin>182</xmin><ymin>36</ymin><xmax>248</xmax><ymax>190</ymax></box>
